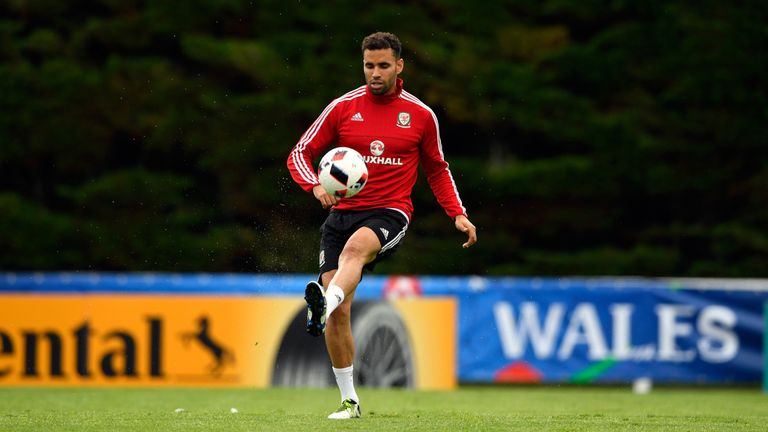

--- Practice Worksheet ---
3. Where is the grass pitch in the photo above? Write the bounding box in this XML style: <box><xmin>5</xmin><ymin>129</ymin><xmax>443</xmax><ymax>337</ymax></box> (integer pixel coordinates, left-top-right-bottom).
<box><xmin>0</xmin><ymin>386</ymin><xmax>765</xmax><ymax>431</ymax></box>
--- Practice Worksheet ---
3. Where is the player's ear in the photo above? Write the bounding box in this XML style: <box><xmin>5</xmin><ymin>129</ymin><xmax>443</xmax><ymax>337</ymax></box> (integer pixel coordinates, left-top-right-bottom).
<box><xmin>397</xmin><ymin>58</ymin><xmax>404</xmax><ymax>74</ymax></box>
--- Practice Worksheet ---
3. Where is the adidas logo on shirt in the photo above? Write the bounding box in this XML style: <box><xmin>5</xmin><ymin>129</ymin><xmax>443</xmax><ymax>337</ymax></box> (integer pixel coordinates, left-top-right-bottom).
<box><xmin>351</xmin><ymin>112</ymin><xmax>364</xmax><ymax>122</ymax></box>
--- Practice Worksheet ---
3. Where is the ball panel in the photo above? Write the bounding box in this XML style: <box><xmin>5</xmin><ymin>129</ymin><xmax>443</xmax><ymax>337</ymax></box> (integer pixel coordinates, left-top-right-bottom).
<box><xmin>329</xmin><ymin>164</ymin><xmax>349</xmax><ymax>186</ymax></box>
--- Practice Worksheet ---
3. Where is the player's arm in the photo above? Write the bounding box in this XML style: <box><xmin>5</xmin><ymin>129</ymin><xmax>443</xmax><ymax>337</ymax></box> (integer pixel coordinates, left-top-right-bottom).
<box><xmin>286</xmin><ymin>101</ymin><xmax>342</xmax><ymax>209</ymax></box>
<box><xmin>454</xmin><ymin>214</ymin><xmax>477</xmax><ymax>248</ymax></box>
<box><xmin>419</xmin><ymin>111</ymin><xmax>477</xmax><ymax>248</ymax></box>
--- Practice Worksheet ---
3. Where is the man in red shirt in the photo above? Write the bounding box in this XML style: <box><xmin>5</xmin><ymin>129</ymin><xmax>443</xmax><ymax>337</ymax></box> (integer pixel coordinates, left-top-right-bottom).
<box><xmin>287</xmin><ymin>32</ymin><xmax>477</xmax><ymax>419</ymax></box>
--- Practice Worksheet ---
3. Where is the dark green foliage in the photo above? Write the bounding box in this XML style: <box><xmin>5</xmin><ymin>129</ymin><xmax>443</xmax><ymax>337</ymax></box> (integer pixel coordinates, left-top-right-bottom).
<box><xmin>1</xmin><ymin>1</ymin><xmax>766</xmax><ymax>275</ymax></box>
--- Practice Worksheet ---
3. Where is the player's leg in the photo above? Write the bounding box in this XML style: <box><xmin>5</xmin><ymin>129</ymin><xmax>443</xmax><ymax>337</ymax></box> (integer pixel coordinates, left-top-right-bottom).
<box><xmin>325</xmin><ymin>227</ymin><xmax>379</xmax><ymax>315</ymax></box>
<box><xmin>307</xmin><ymin>210</ymin><xmax>407</xmax><ymax>419</ymax></box>
<box><xmin>305</xmin><ymin>268</ymin><xmax>361</xmax><ymax>420</ymax></box>
<box><xmin>322</xmin><ymin>269</ymin><xmax>354</xmax><ymax>367</ymax></box>
<box><xmin>305</xmin><ymin>212</ymin><xmax>346</xmax><ymax>337</ymax></box>
<box><xmin>323</xmin><ymin>227</ymin><xmax>379</xmax><ymax>419</ymax></box>
<box><xmin>324</xmin><ymin>209</ymin><xmax>408</xmax><ymax>367</ymax></box>
<box><xmin>325</xmin><ymin>292</ymin><xmax>355</xmax><ymax>367</ymax></box>
<box><xmin>323</xmin><ymin>271</ymin><xmax>361</xmax><ymax>419</ymax></box>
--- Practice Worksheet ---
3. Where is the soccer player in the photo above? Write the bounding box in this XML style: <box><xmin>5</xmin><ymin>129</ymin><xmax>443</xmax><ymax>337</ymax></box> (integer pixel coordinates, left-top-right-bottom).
<box><xmin>287</xmin><ymin>32</ymin><xmax>477</xmax><ymax>419</ymax></box>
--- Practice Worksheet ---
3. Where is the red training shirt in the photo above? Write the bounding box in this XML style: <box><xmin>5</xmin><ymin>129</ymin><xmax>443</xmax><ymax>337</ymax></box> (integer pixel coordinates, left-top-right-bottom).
<box><xmin>287</xmin><ymin>78</ymin><xmax>466</xmax><ymax>223</ymax></box>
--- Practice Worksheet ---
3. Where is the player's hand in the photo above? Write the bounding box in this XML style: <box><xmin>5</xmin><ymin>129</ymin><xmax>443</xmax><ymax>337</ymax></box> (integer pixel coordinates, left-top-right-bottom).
<box><xmin>454</xmin><ymin>215</ymin><xmax>477</xmax><ymax>248</ymax></box>
<box><xmin>313</xmin><ymin>185</ymin><xmax>339</xmax><ymax>209</ymax></box>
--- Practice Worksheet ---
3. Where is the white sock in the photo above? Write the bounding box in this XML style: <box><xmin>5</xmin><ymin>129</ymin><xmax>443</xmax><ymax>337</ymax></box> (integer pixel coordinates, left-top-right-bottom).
<box><xmin>332</xmin><ymin>365</ymin><xmax>359</xmax><ymax>404</ymax></box>
<box><xmin>325</xmin><ymin>284</ymin><xmax>345</xmax><ymax>318</ymax></box>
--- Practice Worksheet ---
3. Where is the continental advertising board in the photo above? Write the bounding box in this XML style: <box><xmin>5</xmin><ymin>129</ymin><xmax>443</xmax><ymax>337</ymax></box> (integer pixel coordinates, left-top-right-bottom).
<box><xmin>0</xmin><ymin>279</ymin><xmax>455</xmax><ymax>389</ymax></box>
<box><xmin>2</xmin><ymin>273</ymin><xmax>766</xmax><ymax>386</ymax></box>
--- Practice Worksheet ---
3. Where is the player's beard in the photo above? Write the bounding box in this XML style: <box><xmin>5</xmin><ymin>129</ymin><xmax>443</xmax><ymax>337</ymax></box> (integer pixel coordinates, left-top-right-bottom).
<box><xmin>368</xmin><ymin>78</ymin><xmax>392</xmax><ymax>95</ymax></box>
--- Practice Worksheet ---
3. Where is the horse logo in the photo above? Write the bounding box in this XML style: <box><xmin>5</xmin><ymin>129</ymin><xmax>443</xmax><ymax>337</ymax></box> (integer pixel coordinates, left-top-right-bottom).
<box><xmin>181</xmin><ymin>316</ymin><xmax>235</xmax><ymax>375</ymax></box>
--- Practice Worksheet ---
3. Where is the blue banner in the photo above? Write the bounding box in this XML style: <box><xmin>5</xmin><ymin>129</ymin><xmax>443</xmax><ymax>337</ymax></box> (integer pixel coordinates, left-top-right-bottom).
<box><xmin>453</xmin><ymin>279</ymin><xmax>766</xmax><ymax>384</ymax></box>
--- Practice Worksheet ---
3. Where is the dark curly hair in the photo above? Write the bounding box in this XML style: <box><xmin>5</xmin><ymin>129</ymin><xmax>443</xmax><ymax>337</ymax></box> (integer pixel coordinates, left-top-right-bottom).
<box><xmin>361</xmin><ymin>32</ymin><xmax>402</xmax><ymax>59</ymax></box>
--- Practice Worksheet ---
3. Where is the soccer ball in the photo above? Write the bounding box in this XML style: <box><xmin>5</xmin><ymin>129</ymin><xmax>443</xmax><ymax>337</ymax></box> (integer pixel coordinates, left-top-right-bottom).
<box><xmin>317</xmin><ymin>147</ymin><xmax>368</xmax><ymax>198</ymax></box>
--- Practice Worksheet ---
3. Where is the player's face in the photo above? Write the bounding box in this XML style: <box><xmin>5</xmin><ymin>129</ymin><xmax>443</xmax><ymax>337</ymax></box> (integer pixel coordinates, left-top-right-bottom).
<box><xmin>363</xmin><ymin>49</ymin><xmax>404</xmax><ymax>95</ymax></box>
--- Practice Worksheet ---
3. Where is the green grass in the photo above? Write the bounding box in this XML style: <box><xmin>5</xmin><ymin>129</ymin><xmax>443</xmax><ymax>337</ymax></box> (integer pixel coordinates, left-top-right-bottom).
<box><xmin>0</xmin><ymin>386</ymin><xmax>766</xmax><ymax>431</ymax></box>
